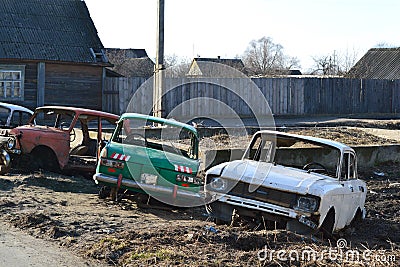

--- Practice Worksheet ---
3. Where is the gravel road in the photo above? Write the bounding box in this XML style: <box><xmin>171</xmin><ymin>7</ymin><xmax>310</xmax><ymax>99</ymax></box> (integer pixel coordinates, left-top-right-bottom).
<box><xmin>0</xmin><ymin>222</ymin><xmax>105</xmax><ymax>267</ymax></box>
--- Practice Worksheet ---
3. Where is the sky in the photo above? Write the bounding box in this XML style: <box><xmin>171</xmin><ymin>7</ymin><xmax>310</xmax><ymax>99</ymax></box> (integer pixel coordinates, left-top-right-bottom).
<box><xmin>84</xmin><ymin>0</ymin><xmax>400</xmax><ymax>72</ymax></box>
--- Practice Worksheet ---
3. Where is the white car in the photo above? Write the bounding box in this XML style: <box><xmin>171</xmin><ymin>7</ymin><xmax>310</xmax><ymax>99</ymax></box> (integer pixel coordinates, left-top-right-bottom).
<box><xmin>0</xmin><ymin>102</ymin><xmax>33</xmax><ymax>128</ymax></box>
<box><xmin>205</xmin><ymin>130</ymin><xmax>367</xmax><ymax>235</ymax></box>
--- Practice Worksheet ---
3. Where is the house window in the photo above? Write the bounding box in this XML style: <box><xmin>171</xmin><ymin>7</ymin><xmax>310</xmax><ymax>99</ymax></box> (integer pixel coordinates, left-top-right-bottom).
<box><xmin>0</xmin><ymin>66</ymin><xmax>25</xmax><ymax>100</ymax></box>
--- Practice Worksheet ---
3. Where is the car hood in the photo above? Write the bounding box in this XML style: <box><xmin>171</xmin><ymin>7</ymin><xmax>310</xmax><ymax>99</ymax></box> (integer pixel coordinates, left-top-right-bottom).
<box><xmin>215</xmin><ymin>160</ymin><xmax>338</xmax><ymax>195</ymax></box>
<box><xmin>10</xmin><ymin>125</ymin><xmax>69</xmax><ymax>140</ymax></box>
<box><xmin>11</xmin><ymin>125</ymin><xmax>62</xmax><ymax>133</ymax></box>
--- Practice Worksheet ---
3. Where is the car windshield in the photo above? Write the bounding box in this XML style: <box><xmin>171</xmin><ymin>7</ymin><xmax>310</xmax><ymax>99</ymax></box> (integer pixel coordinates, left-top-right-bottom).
<box><xmin>0</xmin><ymin>106</ymin><xmax>10</xmax><ymax>126</ymax></box>
<box><xmin>112</xmin><ymin>118</ymin><xmax>198</xmax><ymax>159</ymax></box>
<box><xmin>31</xmin><ymin>108</ymin><xmax>75</xmax><ymax>129</ymax></box>
<box><xmin>243</xmin><ymin>132</ymin><xmax>341</xmax><ymax>178</ymax></box>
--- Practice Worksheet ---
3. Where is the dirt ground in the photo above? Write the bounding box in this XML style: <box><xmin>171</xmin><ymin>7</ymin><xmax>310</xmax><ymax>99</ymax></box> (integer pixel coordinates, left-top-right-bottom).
<box><xmin>0</xmin><ymin>127</ymin><xmax>399</xmax><ymax>266</ymax></box>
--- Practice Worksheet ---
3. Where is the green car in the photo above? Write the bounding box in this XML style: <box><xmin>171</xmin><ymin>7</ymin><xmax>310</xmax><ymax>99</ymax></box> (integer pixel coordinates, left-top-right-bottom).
<box><xmin>93</xmin><ymin>113</ymin><xmax>204</xmax><ymax>207</ymax></box>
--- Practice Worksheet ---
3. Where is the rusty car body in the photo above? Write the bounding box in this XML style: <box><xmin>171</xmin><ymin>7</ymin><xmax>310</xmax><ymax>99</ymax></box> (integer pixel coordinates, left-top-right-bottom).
<box><xmin>0</xmin><ymin>106</ymin><xmax>118</xmax><ymax>175</ymax></box>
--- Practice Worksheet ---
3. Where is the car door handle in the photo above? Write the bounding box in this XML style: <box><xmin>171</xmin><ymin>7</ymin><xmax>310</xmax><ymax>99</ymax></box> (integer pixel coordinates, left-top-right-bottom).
<box><xmin>348</xmin><ymin>185</ymin><xmax>354</xmax><ymax>192</ymax></box>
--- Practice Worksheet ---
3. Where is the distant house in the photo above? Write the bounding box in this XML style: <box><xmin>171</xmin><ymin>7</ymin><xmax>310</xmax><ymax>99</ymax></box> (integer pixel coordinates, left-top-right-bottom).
<box><xmin>187</xmin><ymin>57</ymin><xmax>247</xmax><ymax>76</ymax></box>
<box><xmin>347</xmin><ymin>47</ymin><xmax>400</xmax><ymax>79</ymax></box>
<box><xmin>0</xmin><ymin>0</ymin><xmax>109</xmax><ymax>111</ymax></box>
<box><xmin>105</xmin><ymin>49</ymin><xmax>155</xmax><ymax>78</ymax></box>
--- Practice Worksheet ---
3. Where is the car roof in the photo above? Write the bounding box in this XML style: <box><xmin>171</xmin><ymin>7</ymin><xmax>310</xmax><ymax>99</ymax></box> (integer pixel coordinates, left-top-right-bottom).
<box><xmin>119</xmin><ymin>113</ymin><xmax>198</xmax><ymax>136</ymax></box>
<box><xmin>0</xmin><ymin>102</ymin><xmax>33</xmax><ymax>114</ymax></box>
<box><xmin>35</xmin><ymin>106</ymin><xmax>119</xmax><ymax>120</ymax></box>
<box><xmin>256</xmin><ymin>130</ymin><xmax>354</xmax><ymax>153</ymax></box>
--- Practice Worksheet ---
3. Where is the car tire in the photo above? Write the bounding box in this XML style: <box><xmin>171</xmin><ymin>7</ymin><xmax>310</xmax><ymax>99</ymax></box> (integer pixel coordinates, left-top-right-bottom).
<box><xmin>350</xmin><ymin>209</ymin><xmax>363</xmax><ymax>227</ymax></box>
<box><xmin>208</xmin><ymin>202</ymin><xmax>234</xmax><ymax>225</ymax></box>
<box><xmin>30</xmin><ymin>147</ymin><xmax>60</xmax><ymax>173</ymax></box>
<box><xmin>0</xmin><ymin>151</ymin><xmax>11</xmax><ymax>175</ymax></box>
<box><xmin>0</xmin><ymin>164</ymin><xmax>11</xmax><ymax>175</ymax></box>
<box><xmin>98</xmin><ymin>186</ymin><xmax>111</xmax><ymax>199</ymax></box>
<box><xmin>215</xmin><ymin>218</ymin><xmax>230</xmax><ymax>225</ymax></box>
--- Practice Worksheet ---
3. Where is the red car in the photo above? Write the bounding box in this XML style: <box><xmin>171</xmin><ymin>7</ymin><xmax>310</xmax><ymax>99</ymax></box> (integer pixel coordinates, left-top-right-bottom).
<box><xmin>0</xmin><ymin>106</ymin><xmax>118</xmax><ymax>176</ymax></box>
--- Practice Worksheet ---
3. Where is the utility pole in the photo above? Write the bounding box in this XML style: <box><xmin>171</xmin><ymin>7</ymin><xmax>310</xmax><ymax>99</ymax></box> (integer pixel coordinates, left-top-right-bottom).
<box><xmin>153</xmin><ymin>0</ymin><xmax>165</xmax><ymax>117</ymax></box>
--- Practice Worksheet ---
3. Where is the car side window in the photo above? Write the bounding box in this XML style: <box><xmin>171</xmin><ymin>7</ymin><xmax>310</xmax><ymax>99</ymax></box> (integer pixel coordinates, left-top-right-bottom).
<box><xmin>100</xmin><ymin>118</ymin><xmax>115</xmax><ymax>141</ymax></box>
<box><xmin>340</xmin><ymin>153</ymin><xmax>349</xmax><ymax>180</ymax></box>
<box><xmin>340</xmin><ymin>152</ymin><xmax>356</xmax><ymax>180</ymax></box>
<box><xmin>348</xmin><ymin>153</ymin><xmax>356</xmax><ymax>179</ymax></box>
<box><xmin>21</xmin><ymin>112</ymin><xmax>31</xmax><ymax>125</ymax></box>
<box><xmin>11</xmin><ymin>111</ymin><xmax>32</xmax><ymax>127</ymax></box>
<box><xmin>247</xmin><ymin>134</ymin><xmax>262</xmax><ymax>160</ymax></box>
<box><xmin>0</xmin><ymin>107</ymin><xmax>10</xmax><ymax>126</ymax></box>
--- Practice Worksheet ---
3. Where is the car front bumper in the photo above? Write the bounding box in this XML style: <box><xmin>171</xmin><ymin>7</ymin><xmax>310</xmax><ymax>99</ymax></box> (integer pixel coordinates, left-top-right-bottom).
<box><xmin>209</xmin><ymin>192</ymin><xmax>319</xmax><ymax>229</ymax></box>
<box><xmin>93</xmin><ymin>173</ymin><xmax>205</xmax><ymax>202</ymax></box>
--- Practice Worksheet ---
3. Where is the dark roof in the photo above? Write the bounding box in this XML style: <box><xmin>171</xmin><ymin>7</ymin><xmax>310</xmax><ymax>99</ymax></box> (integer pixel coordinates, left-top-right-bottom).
<box><xmin>287</xmin><ymin>69</ymin><xmax>302</xmax><ymax>75</ymax></box>
<box><xmin>0</xmin><ymin>0</ymin><xmax>106</xmax><ymax>64</ymax></box>
<box><xmin>260</xmin><ymin>69</ymin><xmax>302</xmax><ymax>76</ymax></box>
<box><xmin>347</xmin><ymin>47</ymin><xmax>400</xmax><ymax>79</ymax></box>
<box><xmin>193</xmin><ymin>57</ymin><xmax>245</xmax><ymax>70</ymax></box>
<box><xmin>105</xmin><ymin>49</ymin><xmax>155</xmax><ymax>78</ymax></box>
<box><xmin>107</xmin><ymin>49</ymin><xmax>149</xmax><ymax>59</ymax></box>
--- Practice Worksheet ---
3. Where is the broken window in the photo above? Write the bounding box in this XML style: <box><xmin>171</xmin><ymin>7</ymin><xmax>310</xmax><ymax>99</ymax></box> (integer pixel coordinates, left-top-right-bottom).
<box><xmin>0</xmin><ymin>66</ymin><xmax>24</xmax><ymax>100</ymax></box>
<box><xmin>244</xmin><ymin>133</ymin><xmax>275</xmax><ymax>162</ymax></box>
<box><xmin>113</xmin><ymin>118</ymin><xmax>198</xmax><ymax>159</ymax></box>
<box><xmin>340</xmin><ymin>152</ymin><xmax>356</xmax><ymax>180</ymax></box>
<box><xmin>0</xmin><ymin>106</ymin><xmax>10</xmax><ymax>126</ymax></box>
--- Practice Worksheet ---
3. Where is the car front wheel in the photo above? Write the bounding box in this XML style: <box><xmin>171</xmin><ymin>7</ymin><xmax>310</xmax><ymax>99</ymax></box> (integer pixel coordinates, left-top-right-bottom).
<box><xmin>0</xmin><ymin>150</ymin><xmax>11</xmax><ymax>175</ymax></box>
<box><xmin>207</xmin><ymin>202</ymin><xmax>234</xmax><ymax>225</ymax></box>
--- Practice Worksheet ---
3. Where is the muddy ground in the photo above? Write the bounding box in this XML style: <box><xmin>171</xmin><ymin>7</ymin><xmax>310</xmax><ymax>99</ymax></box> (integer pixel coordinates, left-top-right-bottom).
<box><xmin>0</xmin><ymin>127</ymin><xmax>399</xmax><ymax>266</ymax></box>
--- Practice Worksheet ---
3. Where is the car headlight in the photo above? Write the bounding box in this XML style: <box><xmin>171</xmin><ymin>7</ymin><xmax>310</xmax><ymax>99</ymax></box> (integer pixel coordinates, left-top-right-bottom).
<box><xmin>100</xmin><ymin>158</ymin><xmax>125</xmax><ymax>169</ymax></box>
<box><xmin>208</xmin><ymin>176</ymin><xmax>228</xmax><ymax>192</ymax></box>
<box><xmin>294</xmin><ymin>196</ymin><xmax>319</xmax><ymax>213</ymax></box>
<box><xmin>7</xmin><ymin>138</ymin><xmax>15</xmax><ymax>149</ymax></box>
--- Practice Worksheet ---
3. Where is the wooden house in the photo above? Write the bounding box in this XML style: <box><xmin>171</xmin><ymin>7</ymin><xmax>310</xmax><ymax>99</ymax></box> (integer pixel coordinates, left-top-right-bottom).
<box><xmin>0</xmin><ymin>0</ymin><xmax>110</xmax><ymax>111</ymax></box>
<box><xmin>105</xmin><ymin>49</ymin><xmax>155</xmax><ymax>78</ymax></box>
<box><xmin>187</xmin><ymin>57</ymin><xmax>247</xmax><ymax>76</ymax></box>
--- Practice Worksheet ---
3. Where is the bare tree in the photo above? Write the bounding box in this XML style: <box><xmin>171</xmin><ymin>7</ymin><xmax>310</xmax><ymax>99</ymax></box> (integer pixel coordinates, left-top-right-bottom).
<box><xmin>243</xmin><ymin>37</ymin><xmax>300</xmax><ymax>76</ymax></box>
<box><xmin>105</xmin><ymin>49</ymin><xmax>155</xmax><ymax>78</ymax></box>
<box><xmin>310</xmin><ymin>49</ymin><xmax>359</xmax><ymax>76</ymax></box>
<box><xmin>374</xmin><ymin>42</ymin><xmax>397</xmax><ymax>48</ymax></box>
<box><xmin>164</xmin><ymin>54</ymin><xmax>191</xmax><ymax>77</ymax></box>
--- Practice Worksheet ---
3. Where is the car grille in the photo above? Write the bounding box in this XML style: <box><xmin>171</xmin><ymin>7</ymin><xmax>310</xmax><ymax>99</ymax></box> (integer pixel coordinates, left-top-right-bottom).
<box><xmin>229</xmin><ymin>182</ymin><xmax>297</xmax><ymax>208</ymax></box>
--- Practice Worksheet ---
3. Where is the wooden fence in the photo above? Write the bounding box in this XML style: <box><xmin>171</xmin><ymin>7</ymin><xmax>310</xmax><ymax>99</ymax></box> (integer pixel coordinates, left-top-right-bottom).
<box><xmin>103</xmin><ymin>77</ymin><xmax>400</xmax><ymax>118</ymax></box>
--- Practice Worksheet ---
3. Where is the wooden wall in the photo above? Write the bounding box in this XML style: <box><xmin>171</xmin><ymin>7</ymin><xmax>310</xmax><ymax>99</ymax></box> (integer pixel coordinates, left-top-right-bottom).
<box><xmin>103</xmin><ymin>76</ymin><xmax>400</xmax><ymax>118</ymax></box>
<box><xmin>0</xmin><ymin>61</ymin><xmax>104</xmax><ymax>111</ymax></box>
<box><xmin>0</xmin><ymin>61</ymin><xmax>38</xmax><ymax>110</ymax></box>
<box><xmin>103</xmin><ymin>77</ymin><xmax>147</xmax><ymax>115</ymax></box>
<box><xmin>45</xmin><ymin>63</ymin><xmax>103</xmax><ymax>110</ymax></box>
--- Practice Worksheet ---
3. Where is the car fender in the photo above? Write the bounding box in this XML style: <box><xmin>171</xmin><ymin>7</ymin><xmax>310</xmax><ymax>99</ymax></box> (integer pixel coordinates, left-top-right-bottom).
<box><xmin>12</xmin><ymin>127</ymin><xmax>69</xmax><ymax>168</ymax></box>
<box><xmin>206</xmin><ymin>162</ymin><xmax>230</xmax><ymax>178</ymax></box>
